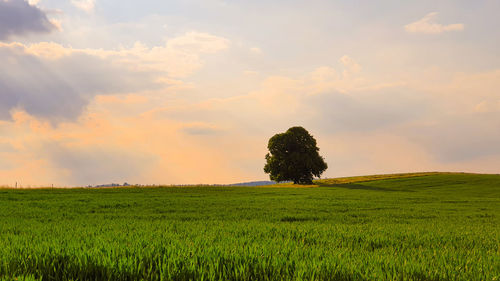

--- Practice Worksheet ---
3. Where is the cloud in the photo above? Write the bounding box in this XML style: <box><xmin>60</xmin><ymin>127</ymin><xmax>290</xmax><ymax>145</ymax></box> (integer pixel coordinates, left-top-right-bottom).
<box><xmin>305</xmin><ymin>88</ymin><xmax>428</xmax><ymax>134</ymax></box>
<box><xmin>166</xmin><ymin>31</ymin><xmax>230</xmax><ymax>54</ymax></box>
<box><xmin>24</xmin><ymin>32</ymin><xmax>229</xmax><ymax>78</ymax></box>
<box><xmin>249</xmin><ymin>47</ymin><xmax>262</xmax><ymax>54</ymax></box>
<box><xmin>149</xmin><ymin>59</ymin><xmax>500</xmax><ymax>169</ymax></box>
<box><xmin>403</xmin><ymin>69</ymin><xmax>500</xmax><ymax>163</ymax></box>
<box><xmin>0</xmin><ymin>141</ymin><xmax>16</xmax><ymax>170</ymax></box>
<box><xmin>153</xmin><ymin>56</ymin><xmax>425</xmax><ymax>135</ymax></box>
<box><xmin>0</xmin><ymin>0</ymin><xmax>56</xmax><ymax>40</ymax></box>
<box><xmin>42</xmin><ymin>142</ymin><xmax>158</xmax><ymax>185</ymax></box>
<box><xmin>2</xmin><ymin>48</ymin><xmax>500</xmax><ymax>186</ymax></box>
<box><xmin>0</xmin><ymin>32</ymin><xmax>229</xmax><ymax>121</ymax></box>
<box><xmin>339</xmin><ymin>55</ymin><xmax>361</xmax><ymax>77</ymax></box>
<box><xmin>181</xmin><ymin>123</ymin><xmax>223</xmax><ymax>136</ymax></box>
<box><xmin>71</xmin><ymin>0</ymin><xmax>95</xmax><ymax>12</ymax></box>
<box><xmin>408</xmin><ymin>112</ymin><xmax>500</xmax><ymax>162</ymax></box>
<box><xmin>0</xmin><ymin>42</ymin><xmax>162</xmax><ymax>121</ymax></box>
<box><xmin>0</xmin><ymin>103</ymin><xmax>255</xmax><ymax>185</ymax></box>
<box><xmin>405</xmin><ymin>12</ymin><xmax>464</xmax><ymax>34</ymax></box>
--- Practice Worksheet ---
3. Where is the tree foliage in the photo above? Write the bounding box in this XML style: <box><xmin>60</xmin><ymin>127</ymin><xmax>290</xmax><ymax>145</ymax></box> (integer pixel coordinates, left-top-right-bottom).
<box><xmin>264</xmin><ymin>126</ymin><xmax>327</xmax><ymax>184</ymax></box>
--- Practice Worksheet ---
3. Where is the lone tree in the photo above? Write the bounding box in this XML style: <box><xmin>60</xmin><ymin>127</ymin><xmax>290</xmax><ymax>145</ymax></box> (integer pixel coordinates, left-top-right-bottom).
<box><xmin>264</xmin><ymin>126</ymin><xmax>327</xmax><ymax>184</ymax></box>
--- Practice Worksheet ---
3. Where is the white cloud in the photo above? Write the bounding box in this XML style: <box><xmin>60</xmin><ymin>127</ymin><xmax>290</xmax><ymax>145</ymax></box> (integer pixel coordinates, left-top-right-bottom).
<box><xmin>250</xmin><ymin>47</ymin><xmax>262</xmax><ymax>54</ymax></box>
<box><xmin>244</xmin><ymin>70</ymin><xmax>259</xmax><ymax>75</ymax></box>
<box><xmin>405</xmin><ymin>12</ymin><xmax>464</xmax><ymax>34</ymax></box>
<box><xmin>71</xmin><ymin>0</ymin><xmax>95</xmax><ymax>12</ymax></box>
<box><xmin>340</xmin><ymin>55</ymin><xmax>362</xmax><ymax>77</ymax></box>
<box><xmin>166</xmin><ymin>31</ymin><xmax>230</xmax><ymax>54</ymax></box>
<box><xmin>48</xmin><ymin>18</ymin><xmax>62</xmax><ymax>31</ymax></box>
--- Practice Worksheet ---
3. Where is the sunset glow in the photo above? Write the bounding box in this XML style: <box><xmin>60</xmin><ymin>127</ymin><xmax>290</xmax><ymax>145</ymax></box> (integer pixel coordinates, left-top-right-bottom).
<box><xmin>1</xmin><ymin>0</ymin><xmax>499</xmax><ymax>186</ymax></box>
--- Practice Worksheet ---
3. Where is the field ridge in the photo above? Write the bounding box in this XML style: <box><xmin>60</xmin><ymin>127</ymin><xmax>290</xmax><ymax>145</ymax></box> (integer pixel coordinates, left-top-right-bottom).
<box><xmin>267</xmin><ymin>171</ymin><xmax>489</xmax><ymax>187</ymax></box>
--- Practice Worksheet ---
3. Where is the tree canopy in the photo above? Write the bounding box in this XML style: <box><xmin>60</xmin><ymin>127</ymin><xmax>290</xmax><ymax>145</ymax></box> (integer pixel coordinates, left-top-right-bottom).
<box><xmin>264</xmin><ymin>126</ymin><xmax>327</xmax><ymax>184</ymax></box>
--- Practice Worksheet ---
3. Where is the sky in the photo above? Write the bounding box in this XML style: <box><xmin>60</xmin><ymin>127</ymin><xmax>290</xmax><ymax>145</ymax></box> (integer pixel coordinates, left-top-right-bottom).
<box><xmin>0</xmin><ymin>0</ymin><xmax>499</xmax><ymax>187</ymax></box>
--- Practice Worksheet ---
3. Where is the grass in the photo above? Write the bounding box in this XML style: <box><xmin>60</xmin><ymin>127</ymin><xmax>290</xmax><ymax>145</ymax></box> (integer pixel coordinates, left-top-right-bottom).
<box><xmin>0</xmin><ymin>172</ymin><xmax>499</xmax><ymax>280</ymax></box>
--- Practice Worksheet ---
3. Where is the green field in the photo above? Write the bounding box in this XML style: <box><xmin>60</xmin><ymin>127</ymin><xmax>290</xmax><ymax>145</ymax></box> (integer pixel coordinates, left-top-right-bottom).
<box><xmin>0</xmin><ymin>173</ymin><xmax>499</xmax><ymax>281</ymax></box>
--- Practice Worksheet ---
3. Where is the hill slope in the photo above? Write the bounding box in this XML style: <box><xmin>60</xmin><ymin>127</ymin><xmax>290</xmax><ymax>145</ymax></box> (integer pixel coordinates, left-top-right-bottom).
<box><xmin>268</xmin><ymin>171</ymin><xmax>500</xmax><ymax>193</ymax></box>
<box><xmin>0</xmin><ymin>172</ymin><xmax>499</xmax><ymax>281</ymax></box>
